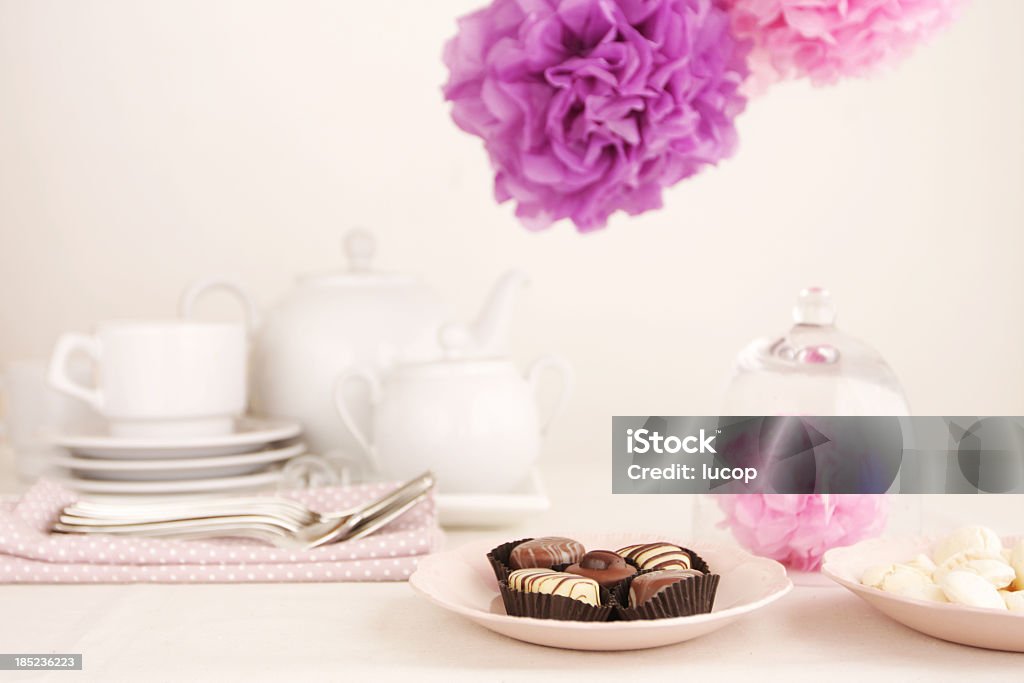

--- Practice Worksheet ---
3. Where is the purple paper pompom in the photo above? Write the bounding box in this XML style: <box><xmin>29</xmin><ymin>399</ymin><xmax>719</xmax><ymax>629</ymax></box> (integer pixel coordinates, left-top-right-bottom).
<box><xmin>443</xmin><ymin>0</ymin><xmax>749</xmax><ymax>232</ymax></box>
<box><xmin>724</xmin><ymin>0</ymin><xmax>966</xmax><ymax>89</ymax></box>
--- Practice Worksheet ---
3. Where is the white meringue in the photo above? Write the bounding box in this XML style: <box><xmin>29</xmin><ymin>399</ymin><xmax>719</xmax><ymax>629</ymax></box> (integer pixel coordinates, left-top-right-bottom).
<box><xmin>861</xmin><ymin>563</ymin><xmax>946</xmax><ymax>602</ymax></box>
<box><xmin>939</xmin><ymin>570</ymin><xmax>1007</xmax><ymax>610</ymax></box>
<box><xmin>933</xmin><ymin>553</ymin><xmax>1016</xmax><ymax>589</ymax></box>
<box><xmin>883</xmin><ymin>575</ymin><xmax>948</xmax><ymax>603</ymax></box>
<box><xmin>931</xmin><ymin>526</ymin><xmax>1003</xmax><ymax>565</ymax></box>
<box><xmin>860</xmin><ymin>528</ymin><xmax>1020</xmax><ymax>612</ymax></box>
<box><xmin>861</xmin><ymin>563</ymin><xmax>897</xmax><ymax>589</ymax></box>
<box><xmin>862</xmin><ymin>562</ymin><xmax>927</xmax><ymax>587</ymax></box>
<box><xmin>881</xmin><ymin>565</ymin><xmax>934</xmax><ymax>593</ymax></box>
<box><xmin>1000</xmin><ymin>590</ymin><xmax>1024</xmax><ymax>612</ymax></box>
<box><xmin>904</xmin><ymin>553</ymin><xmax>936</xmax><ymax>575</ymax></box>
<box><xmin>1011</xmin><ymin>539</ymin><xmax>1024</xmax><ymax>591</ymax></box>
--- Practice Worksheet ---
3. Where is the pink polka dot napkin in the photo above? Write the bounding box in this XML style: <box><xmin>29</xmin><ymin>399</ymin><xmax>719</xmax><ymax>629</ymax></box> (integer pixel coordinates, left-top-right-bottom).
<box><xmin>0</xmin><ymin>479</ymin><xmax>443</xmax><ymax>584</ymax></box>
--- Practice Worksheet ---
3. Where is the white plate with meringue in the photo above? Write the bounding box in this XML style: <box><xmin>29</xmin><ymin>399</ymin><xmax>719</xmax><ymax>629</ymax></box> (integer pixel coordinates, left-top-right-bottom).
<box><xmin>409</xmin><ymin>533</ymin><xmax>792</xmax><ymax>651</ymax></box>
<box><xmin>822</xmin><ymin>527</ymin><xmax>1024</xmax><ymax>652</ymax></box>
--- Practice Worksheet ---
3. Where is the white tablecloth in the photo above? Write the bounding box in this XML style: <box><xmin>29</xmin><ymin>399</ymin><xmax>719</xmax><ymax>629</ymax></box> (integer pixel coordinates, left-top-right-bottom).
<box><xmin>2</xmin><ymin>579</ymin><xmax>1020</xmax><ymax>682</ymax></box>
<box><xmin>1</xmin><ymin>449</ymin><xmax>1021</xmax><ymax>681</ymax></box>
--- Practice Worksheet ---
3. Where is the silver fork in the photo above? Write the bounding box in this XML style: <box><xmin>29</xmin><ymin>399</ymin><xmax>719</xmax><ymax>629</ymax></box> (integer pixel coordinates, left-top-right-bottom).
<box><xmin>53</xmin><ymin>472</ymin><xmax>435</xmax><ymax>549</ymax></box>
<box><xmin>54</xmin><ymin>471</ymin><xmax>434</xmax><ymax>547</ymax></box>
<box><xmin>64</xmin><ymin>497</ymin><xmax>318</xmax><ymax>528</ymax></box>
<box><xmin>62</xmin><ymin>472</ymin><xmax>433</xmax><ymax>527</ymax></box>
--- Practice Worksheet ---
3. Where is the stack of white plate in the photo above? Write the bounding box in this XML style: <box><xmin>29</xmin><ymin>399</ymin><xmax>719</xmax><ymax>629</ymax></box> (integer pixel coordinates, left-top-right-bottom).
<box><xmin>49</xmin><ymin>417</ymin><xmax>306</xmax><ymax>496</ymax></box>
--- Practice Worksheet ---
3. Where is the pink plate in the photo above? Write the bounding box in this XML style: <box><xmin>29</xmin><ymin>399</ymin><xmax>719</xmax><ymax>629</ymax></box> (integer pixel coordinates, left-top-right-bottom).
<box><xmin>822</xmin><ymin>535</ymin><xmax>1024</xmax><ymax>652</ymax></box>
<box><xmin>408</xmin><ymin>532</ymin><xmax>791</xmax><ymax>651</ymax></box>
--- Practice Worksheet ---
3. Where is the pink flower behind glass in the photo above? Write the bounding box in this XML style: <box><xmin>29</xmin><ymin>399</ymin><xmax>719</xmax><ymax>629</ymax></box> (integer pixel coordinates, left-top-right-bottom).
<box><xmin>442</xmin><ymin>0</ymin><xmax>749</xmax><ymax>232</ymax></box>
<box><xmin>717</xmin><ymin>493</ymin><xmax>887</xmax><ymax>571</ymax></box>
<box><xmin>723</xmin><ymin>0</ymin><xmax>966</xmax><ymax>89</ymax></box>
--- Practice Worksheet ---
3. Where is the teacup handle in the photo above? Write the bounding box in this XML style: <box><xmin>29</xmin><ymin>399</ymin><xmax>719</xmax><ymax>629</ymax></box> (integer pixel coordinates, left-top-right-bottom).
<box><xmin>49</xmin><ymin>333</ymin><xmax>103</xmax><ymax>411</ymax></box>
<box><xmin>333</xmin><ymin>368</ymin><xmax>381</xmax><ymax>464</ymax></box>
<box><xmin>525</xmin><ymin>354</ymin><xmax>573</xmax><ymax>435</ymax></box>
<box><xmin>179</xmin><ymin>277</ymin><xmax>259</xmax><ymax>332</ymax></box>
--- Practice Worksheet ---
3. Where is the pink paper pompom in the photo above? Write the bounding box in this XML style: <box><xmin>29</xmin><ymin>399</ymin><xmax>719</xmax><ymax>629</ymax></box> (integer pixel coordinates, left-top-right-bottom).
<box><xmin>722</xmin><ymin>0</ymin><xmax>966</xmax><ymax>89</ymax></box>
<box><xmin>717</xmin><ymin>494</ymin><xmax>888</xmax><ymax>571</ymax></box>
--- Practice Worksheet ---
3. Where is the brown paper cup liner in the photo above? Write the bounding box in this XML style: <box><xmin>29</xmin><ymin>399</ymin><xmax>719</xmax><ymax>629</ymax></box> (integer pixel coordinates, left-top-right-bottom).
<box><xmin>486</xmin><ymin>538</ymin><xmax>534</xmax><ymax>584</ymax></box>
<box><xmin>613</xmin><ymin>569</ymin><xmax>720</xmax><ymax>620</ymax></box>
<box><xmin>683</xmin><ymin>547</ymin><xmax>712</xmax><ymax>575</ymax></box>
<box><xmin>491</xmin><ymin>541</ymin><xmax>711</xmax><ymax>614</ymax></box>
<box><xmin>499</xmin><ymin>581</ymin><xmax>615</xmax><ymax>622</ymax></box>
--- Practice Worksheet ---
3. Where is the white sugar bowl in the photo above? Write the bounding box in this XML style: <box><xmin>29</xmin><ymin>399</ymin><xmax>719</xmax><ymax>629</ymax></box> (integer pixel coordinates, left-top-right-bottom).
<box><xmin>333</xmin><ymin>325</ymin><xmax>571</xmax><ymax>493</ymax></box>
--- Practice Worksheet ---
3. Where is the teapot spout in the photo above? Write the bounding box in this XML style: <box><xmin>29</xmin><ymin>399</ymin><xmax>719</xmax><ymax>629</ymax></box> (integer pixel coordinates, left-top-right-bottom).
<box><xmin>471</xmin><ymin>269</ymin><xmax>529</xmax><ymax>356</ymax></box>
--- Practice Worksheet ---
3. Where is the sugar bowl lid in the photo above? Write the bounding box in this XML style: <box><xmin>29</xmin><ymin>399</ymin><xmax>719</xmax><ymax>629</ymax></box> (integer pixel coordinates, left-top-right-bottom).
<box><xmin>391</xmin><ymin>324</ymin><xmax>512</xmax><ymax>378</ymax></box>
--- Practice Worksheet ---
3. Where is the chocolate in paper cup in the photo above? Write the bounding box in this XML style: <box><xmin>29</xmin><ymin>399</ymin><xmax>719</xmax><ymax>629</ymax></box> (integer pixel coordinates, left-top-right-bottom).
<box><xmin>486</xmin><ymin>538</ymin><xmax>533</xmax><ymax>584</ymax></box>
<box><xmin>499</xmin><ymin>581</ymin><xmax>615</xmax><ymax>622</ymax></box>
<box><xmin>619</xmin><ymin>543</ymin><xmax>711</xmax><ymax>573</ymax></box>
<box><xmin>554</xmin><ymin>558</ymin><xmax>639</xmax><ymax>595</ymax></box>
<box><xmin>487</xmin><ymin>537</ymin><xmax>589</xmax><ymax>583</ymax></box>
<box><xmin>614</xmin><ymin>568</ymin><xmax>720</xmax><ymax>621</ymax></box>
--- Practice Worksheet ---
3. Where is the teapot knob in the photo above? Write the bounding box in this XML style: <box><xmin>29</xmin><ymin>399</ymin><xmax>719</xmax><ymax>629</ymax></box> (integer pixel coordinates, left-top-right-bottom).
<box><xmin>793</xmin><ymin>287</ymin><xmax>836</xmax><ymax>326</ymax></box>
<box><xmin>438</xmin><ymin>323</ymin><xmax>473</xmax><ymax>359</ymax></box>
<box><xmin>344</xmin><ymin>229</ymin><xmax>376</xmax><ymax>272</ymax></box>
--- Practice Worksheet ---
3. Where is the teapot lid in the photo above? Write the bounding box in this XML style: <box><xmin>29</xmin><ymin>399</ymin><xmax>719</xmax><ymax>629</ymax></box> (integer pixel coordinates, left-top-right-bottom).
<box><xmin>298</xmin><ymin>230</ymin><xmax>418</xmax><ymax>287</ymax></box>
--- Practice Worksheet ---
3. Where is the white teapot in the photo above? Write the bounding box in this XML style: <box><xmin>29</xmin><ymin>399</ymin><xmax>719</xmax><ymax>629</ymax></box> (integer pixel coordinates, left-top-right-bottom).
<box><xmin>333</xmin><ymin>325</ymin><xmax>572</xmax><ymax>493</ymax></box>
<box><xmin>180</xmin><ymin>230</ymin><xmax>528</xmax><ymax>480</ymax></box>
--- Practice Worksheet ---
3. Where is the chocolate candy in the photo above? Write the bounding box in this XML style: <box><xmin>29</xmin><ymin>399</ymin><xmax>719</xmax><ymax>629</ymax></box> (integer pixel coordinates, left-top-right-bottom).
<box><xmin>566</xmin><ymin>550</ymin><xmax>638</xmax><ymax>588</ymax></box>
<box><xmin>509</xmin><ymin>537</ymin><xmax>585</xmax><ymax>570</ymax></box>
<box><xmin>629</xmin><ymin>569</ymin><xmax>704</xmax><ymax>607</ymax></box>
<box><xmin>508</xmin><ymin>568</ymin><xmax>601</xmax><ymax>606</ymax></box>
<box><xmin>617</xmin><ymin>542</ymin><xmax>692</xmax><ymax>571</ymax></box>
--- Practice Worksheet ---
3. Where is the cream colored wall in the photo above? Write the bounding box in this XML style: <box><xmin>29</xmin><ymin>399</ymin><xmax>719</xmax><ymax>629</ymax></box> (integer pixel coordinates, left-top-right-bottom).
<box><xmin>1</xmin><ymin>1</ymin><xmax>1022</xmax><ymax>464</ymax></box>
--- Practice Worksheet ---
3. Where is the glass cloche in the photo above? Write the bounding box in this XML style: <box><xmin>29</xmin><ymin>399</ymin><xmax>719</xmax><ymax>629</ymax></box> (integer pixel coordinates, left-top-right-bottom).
<box><xmin>702</xmin><ymin>288</ymin><xmax>917</xmax><ymax>575</ymax></box>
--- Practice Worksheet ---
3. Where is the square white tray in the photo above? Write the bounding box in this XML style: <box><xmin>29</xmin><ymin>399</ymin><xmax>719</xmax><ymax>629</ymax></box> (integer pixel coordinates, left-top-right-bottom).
<box><xmin>435</xmin><ymin>467</ymin><xmax>549</xmax><ymax>528</ymax></box>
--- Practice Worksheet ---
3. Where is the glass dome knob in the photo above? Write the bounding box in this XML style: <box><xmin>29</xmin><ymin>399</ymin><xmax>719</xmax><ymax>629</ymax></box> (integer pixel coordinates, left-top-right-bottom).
<box><xmin>793</xmin><ymin>287</ymin><xmax>837</xmax><ymax>326</ymax></box>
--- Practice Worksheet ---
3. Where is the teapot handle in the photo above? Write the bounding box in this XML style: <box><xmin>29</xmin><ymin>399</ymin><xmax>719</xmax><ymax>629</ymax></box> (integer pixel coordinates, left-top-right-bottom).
<box><xmin>525</xmin><ymin>355</ymin><xmax>573</xmax><ymax>435</ymax></box>
<box><xmin>333</xmin><ymin>368</ymin><xmax>381</xmax><ymax>463</ymax></box>
<box><xmin>179</xmin><ymin>277</ymin><xmax>259</xmax><ymax>332</ymax></box>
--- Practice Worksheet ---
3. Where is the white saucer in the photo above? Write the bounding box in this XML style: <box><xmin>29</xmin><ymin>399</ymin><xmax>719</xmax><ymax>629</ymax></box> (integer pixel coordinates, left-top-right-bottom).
<box><xmin>49</xmin><ymin>417</ymin><xmax>303</xmax><ymax>459</ymax></box>
<box><xmin>409</xmin><ymin>533</ymin><xmax>792</xmax><ymax>651</ymax></box>
<box><xmin>823</xmin><ymin>535</ymin><xmax>1024</xmax><ymax>652</ymax></box>
<box><xmin>54</xmin><ymin>443</ymin><xmax>306</xmax><ymax>481</ymax></box>
<box><xmin>61</xmin><ymin>467</ymin><xmax>286</xmax><ymax>495</ymax></box>
<box><xmin>435</xmin><ymin>468</ymin><xmax>550</xmax><ymax>528</ymax></box>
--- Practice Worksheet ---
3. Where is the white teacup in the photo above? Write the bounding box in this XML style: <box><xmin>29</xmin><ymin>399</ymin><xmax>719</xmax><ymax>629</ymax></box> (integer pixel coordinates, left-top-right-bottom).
<box><xmin>48</xmin><ymin>320</ymin><xmax>247</xmax><ymax>438</ymax></box>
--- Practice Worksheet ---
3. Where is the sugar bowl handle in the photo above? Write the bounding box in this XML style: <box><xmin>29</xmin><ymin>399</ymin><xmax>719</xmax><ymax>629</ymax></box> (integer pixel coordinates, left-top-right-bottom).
<box><xmin>525</xmin><ymin>355</ymin><xmax>573</xmax><ymax>435</ymax></box>
<box><xmin>333</xmin><ymin>368</ymin><xmax>382</xmax><ymax>463</ymax></box>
